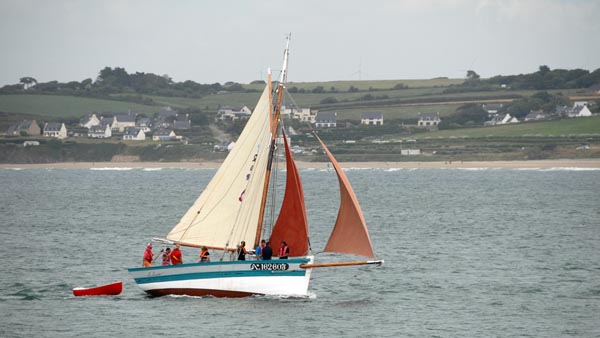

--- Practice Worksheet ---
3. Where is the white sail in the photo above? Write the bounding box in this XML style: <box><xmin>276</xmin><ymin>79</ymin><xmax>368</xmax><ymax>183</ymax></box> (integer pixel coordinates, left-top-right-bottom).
<box><xmin>166</xmin><ymin>85</ymin><xmax>272</xmax><ymax>249</ymax></box>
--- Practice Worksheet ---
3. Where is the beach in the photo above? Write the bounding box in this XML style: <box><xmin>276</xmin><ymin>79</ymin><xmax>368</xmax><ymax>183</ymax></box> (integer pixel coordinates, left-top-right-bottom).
<box><xmin>1</xmin><ymin>159</ymin><xmax>600</xmax><ymax>169</ymax></box>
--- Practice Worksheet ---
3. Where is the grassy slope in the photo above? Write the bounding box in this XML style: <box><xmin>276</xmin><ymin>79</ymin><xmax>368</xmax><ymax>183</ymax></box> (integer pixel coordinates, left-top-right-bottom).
<box><xmin>407</xmin><ymin>116</ymin><xmax>600</xmax><ymax>139</ymax></box>
<box><xmin>0</xmin><ymin>94</ymin><xmax>163</xmax><ymax>118</ymax></box>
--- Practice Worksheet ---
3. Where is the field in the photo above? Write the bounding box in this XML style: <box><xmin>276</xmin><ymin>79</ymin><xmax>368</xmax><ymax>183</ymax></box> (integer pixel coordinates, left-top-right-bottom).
<box><xmin>406</xmin><ymin>115</ymin><xmax>600</xmax><ymax>139</ymax></box>
<box><xmin>0</xmin><ymin>94</ymin><xmax>163</xmax><ymax>118</ymax></box>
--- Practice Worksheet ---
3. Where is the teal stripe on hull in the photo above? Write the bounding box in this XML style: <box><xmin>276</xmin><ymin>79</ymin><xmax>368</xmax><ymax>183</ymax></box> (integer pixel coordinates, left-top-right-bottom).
<box><xmin>134</xmin><ymin>269</ymin><xmax>307</xmax><ymax>285</ymax></box>
<box><xmin>128</xmin><ymin>258</ymin><xmax>309</xmax><ymax>273</ymax></box>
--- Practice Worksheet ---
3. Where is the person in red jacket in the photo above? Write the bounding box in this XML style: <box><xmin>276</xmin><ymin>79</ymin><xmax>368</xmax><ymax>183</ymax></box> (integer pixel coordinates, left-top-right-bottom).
<box><xmin>170</xmin><ymin>244</ymin><xmax>183</xmax><ymax>265</ymax></box>
<box><xmin>143</xmin><ymin>243</ymin><xmax>153</xmax><ymax>267</ymax></box>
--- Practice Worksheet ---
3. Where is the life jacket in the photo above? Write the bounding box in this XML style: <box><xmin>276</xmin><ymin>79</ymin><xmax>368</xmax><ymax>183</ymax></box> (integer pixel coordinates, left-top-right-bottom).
<box><xmin>199</xmin><ymin>250</ymin><xmax>210</xmax><ymax>262</ymax></box>
<box><xmin>162</xmin><ymin>252</ymin><xmax>171</xmax><ymax>265</ymax></box>
<box><xmin>143</xmin><ymin>249</ymin><xmax>153</xmax><ymax>263</ymax></box>
<box><xmin>279</xmin><ymin>246</ymin><xmax>289</xmax><ymax>259</ymax></box>
<box><xmin>171</xmin><ymin>248</ymin><xmax>182</xmax><ymax>265</ymax></box>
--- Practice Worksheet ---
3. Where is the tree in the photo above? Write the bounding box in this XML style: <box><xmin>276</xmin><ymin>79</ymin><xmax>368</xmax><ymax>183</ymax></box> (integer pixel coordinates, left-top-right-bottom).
<box><xmin>538</xmin><ymin>65</ymin><xmax>550</xmax><ymax>74</ymax></box>
<box><xmin>320</xmin><ymin>97</ymin><xmax>338</xmax><ymax>104</ymax></box>
<box><xmin>439</xmin><ymin>103</ymin><xmax>487</xmax><ymax>129</ymax></box>
<box><xmin>312</xmin><ymin>86</ymin><xmax>325</xmax><ymax>93</ymax></box>
<box><xmin>465</xmin><ymin>70</ymin><xmax>480</xmax><ymax>83</ymax></box>
<box><xmin>19</xmin><ymin>77</ymin><xmax>37</xmax><ymax>89</ymax></box>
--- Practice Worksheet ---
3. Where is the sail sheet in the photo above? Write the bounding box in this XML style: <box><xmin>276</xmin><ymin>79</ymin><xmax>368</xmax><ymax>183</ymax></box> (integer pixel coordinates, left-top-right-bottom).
<box><xmin>315</xmin><ymin>135</ymin><xmax>376</xmax><ymax>258</ymax></box>
<box><xmin>269</xmin><ymin>128</ymin><xmax>310</xmax><ymax>256</ymax></box>
<box><xmin>166</xmin><ymin>85</ymin><xmax>273</xmax><ymax>249</ymax></box>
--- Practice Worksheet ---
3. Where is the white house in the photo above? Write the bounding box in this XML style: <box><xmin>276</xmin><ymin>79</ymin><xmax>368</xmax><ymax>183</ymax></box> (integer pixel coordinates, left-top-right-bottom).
<box><xmin>123</xmin><ymin>127</ymin><xmax>145</xmax><ymax>141</ymax></box>
<box><xmin>113</xmin><ymin>114</ymin><xmax>136</xmax><ymax>132</ymax></box>
<box><xmin>88</xmin><ymin>123</ymin><xmax>112</xmax><ymax>138</ymax></box>
<box><xmin>485</xmin><ymin>113</ymin><xmax>519</xmax><ymax>126</ymax></box>
<box><xmin>361</xmin><ymin>112</ymin><xmax>383</xmax><ymax>126</ymax></box>
<box><xmin>79</xmin><ymin>113</ymin><xmax>101</xmax><ymax>129</ymax></box>
<box><xmin>136</xmin><ymin>118</ymin><xmax>152</xmax><ymax>133</ymax></box>
<box><xmin>43</xmin><ymin>122</ymin><xmax>67</xmax><ymax>139</ymax></box>
<box><xmin>152</xmin><ymin>129</ymin><xmax>177</xmax><ymax>141</ymax></box>
<box><xmin>524</xmin><ymin>110</ymin><xmax>547</xmax><ymax>121</ymax></box>
<box><xmin>417</xmin><ymin>113</ymin><xmax>441</xmax><ymax>127</ymax></box>
<box><xmin>216</xmin><ymin>106</ymin><xmax>252</xmax><ymax>121</ymax></box>
<box><xmin>567</xmin><ymin>105</ymin><xmax>592</xmax><ymax>118</ymax></box>
<box><xmin>315</xmin><ymin>112</ymin><xmax>337</xmax><ymax>128</ymax></box>
<box><xmin>401</xmin><ymin>149</ymin><xmax>421</xmax><ymax>155</ymax></box>
<box><xmin>282</xmin><ymin>106</ymin><xmax>316</xmax><ymax>123</ymax></box>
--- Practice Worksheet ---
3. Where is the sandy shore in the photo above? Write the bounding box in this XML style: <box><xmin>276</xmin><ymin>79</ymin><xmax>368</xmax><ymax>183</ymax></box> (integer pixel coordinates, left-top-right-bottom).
<box><xmin>1</xmin><ymin>159</ymin><xmax>600</xmax><ymax>169</ymax></box>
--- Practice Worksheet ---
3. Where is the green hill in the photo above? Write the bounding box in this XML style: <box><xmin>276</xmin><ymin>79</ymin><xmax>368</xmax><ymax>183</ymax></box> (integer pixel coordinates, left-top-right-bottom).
<box><xmin>0</xmin><ymin>94</ymin><xmax>163</xmax><ymax>118</ymax></box>
<box><xmin>408</xmin><ymin>116</ymin><xmax>600</xmax><ymax>139</ymax></box>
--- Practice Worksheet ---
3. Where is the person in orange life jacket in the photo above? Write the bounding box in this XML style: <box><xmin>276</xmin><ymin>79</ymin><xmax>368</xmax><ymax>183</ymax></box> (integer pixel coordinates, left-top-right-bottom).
<box><xmin>171</xmin><ymin>244</ymin><xmax>183</xmax><ymax>265</ymax></box>
<box><xmin>143</xmin><ymin>243</ymin><xmax>153</xmax><ymax>267</ymax></box>
<box><xmin>279</xmin><ymin>241</ymin><xmax>289</xmax><ymax>259</ymax></box>
<box><xmin>198</xmin><ymin>246</ymin><xmax>210</xmax><ymax>263</ymax></box>
<box><xmin>262</xmin><ymin>241</ymin><xmax>273</xmax><ymax>260</ymax></box>
<box><xmin>237</xmin><ymin>241</ymin><xmax>247</xmax><ymax>261</ymax></box>
<box><xmin>161</xmin><ymin>247</ymin><xmax>171</xmax><ymax>266</ymax></box>
<box><xmin>255</xmin><ymin>239</ymin><xmax>266</xmax><ymax>260</ymax></box>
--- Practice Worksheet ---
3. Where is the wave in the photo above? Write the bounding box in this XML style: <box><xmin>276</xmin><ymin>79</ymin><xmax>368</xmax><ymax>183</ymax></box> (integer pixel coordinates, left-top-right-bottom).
<box><xmin>513</xmin><ymin>167</ymin><xmax>600</xmax><ymax>171</ymax></box>
<box><xmin>90</xmin><ymin>167</ymin><xmax>134</xmax><ymax>171</ymax></box>
<box><xmin>142</xmin><ymin>168</ymin><xmax>163</xmax><ymax>171</ymax></box>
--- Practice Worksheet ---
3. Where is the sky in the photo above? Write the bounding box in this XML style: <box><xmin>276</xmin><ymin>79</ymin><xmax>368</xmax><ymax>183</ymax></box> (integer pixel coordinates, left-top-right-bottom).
<box><xmin>1</xmin><ymin>0</ymin><xmax>599</xmax><ymax>86</ymax></box>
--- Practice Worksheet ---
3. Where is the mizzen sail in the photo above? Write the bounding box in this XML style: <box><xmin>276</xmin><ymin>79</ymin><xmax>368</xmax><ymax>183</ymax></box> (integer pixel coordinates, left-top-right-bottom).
<box><xmin>166</xmin><ymin>85</ymin><xmax>273</xmax><ymax>249</ymax></box>
<box><xmin>315</xmin><ymin>134</ymin><xmax>376</xmax><ymax>258</ymax></box>
<box><xmin>269</xmin><ymin>128</ymin><xmax>310</xmax><ymax>256</ymax></box>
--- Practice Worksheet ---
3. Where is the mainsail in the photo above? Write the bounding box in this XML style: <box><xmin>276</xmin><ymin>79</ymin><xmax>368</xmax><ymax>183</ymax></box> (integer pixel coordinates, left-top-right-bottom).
<box><xmin>315</xmin><ymin>134</ymin><xmax>376</xmax><ymax>258</ymax></box>
<box><xmin>166</xmin><ymin>85</ymin><xmax>273</xmax><ymax>249</ymax></box>
<box><xmin>269</xmin><ymin>128</ymin><xmax>310</xmax><ymax>256</ymax></box>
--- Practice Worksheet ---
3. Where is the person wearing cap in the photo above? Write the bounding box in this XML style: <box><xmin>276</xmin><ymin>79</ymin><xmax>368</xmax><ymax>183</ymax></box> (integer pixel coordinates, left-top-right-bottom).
<box><xmin>143</xmin><ymin>243</ymin><xmax>153</xmax><ymax>267</ymax></box>
<box><xmin>171</xmin><ymin>243</ymin><xmax>183</xmax><ymax>265</ymax></box>
<box><xmin>237</xmin><ymin>241</ymin><xmax>247</xmax><ymax>261</ymax></box>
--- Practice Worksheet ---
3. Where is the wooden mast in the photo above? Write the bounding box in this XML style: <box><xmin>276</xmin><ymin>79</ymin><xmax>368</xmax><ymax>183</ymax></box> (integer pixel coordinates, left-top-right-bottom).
<box><xmin>254</xmin><ymin>35</ymin><xmax>290</xmax><ymax>247</ymax></box>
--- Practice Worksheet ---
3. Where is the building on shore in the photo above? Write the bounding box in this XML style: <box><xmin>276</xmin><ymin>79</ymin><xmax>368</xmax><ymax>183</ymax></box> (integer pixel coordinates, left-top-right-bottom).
<box><xmin>43</xmin><ymin>122</ymin><xmax>68</xmax><ymax>139</ymax></box>
<box><xmin>6</xmin><ymin>120</ymin><xmax>40</xmax><ymax>136</ymax></box>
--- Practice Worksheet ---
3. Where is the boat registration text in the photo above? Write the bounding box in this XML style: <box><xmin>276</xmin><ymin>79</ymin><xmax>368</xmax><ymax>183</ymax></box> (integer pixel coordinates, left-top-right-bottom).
<box><xmin>250</xmin><ymin>263</ymin><xmax>289</xmax><ymax>271</ymax></box>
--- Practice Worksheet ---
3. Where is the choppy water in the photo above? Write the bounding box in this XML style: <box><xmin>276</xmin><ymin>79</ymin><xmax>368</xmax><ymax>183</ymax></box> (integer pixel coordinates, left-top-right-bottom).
<box><xmin>0</xmin><ymin>167</ymin><xmax>599</xmax><ymax>337</ymax></box>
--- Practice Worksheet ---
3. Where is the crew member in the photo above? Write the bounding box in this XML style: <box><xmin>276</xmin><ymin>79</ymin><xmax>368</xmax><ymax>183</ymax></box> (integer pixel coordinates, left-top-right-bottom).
<box><xmin>198</xmin><ymin>246</ymin><xmax>210</xmax><ymax>263</ymax></box>
<box><xmin>255</xmin><ymin>239</ymin><xmax>266</xmax><ymax>260</ymax></box>
<box><xmin>171</xmin><ymin>244</ymin><xmax>183</xmax><ymax>265</ymax></box>
<box><xmin>143</xmin><ymin>243</ymin><xmax>153</xmax><ymax>267</ymax></box>
<box><xmin>161</xmin><ymin>247</ymin><xmax>171</xmax><ymax>266</ymax></box>
<box><xmin>262</xmin><ymin>242</ymin><xmax>273</xmax><ymax>260</ymax></box>
<box><xmin>279</xmin><ymin>241</ymin><xmax>289</xmax><ymax>259</ymax></box>
<box><xmin>237</xmin><ymin>241</ymin><xmax>247</xmax><ymax>261</ymax></box>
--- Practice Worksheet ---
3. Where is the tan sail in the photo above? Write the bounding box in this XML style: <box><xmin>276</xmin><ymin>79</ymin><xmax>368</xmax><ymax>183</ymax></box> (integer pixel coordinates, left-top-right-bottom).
<box><xmin>315</xmin><ymin>134</ymin><xmax>376</xmax><ymax>258</ymax></box>
<box><xmin>166</xmin><ymin>85</ymin><xmax>273</xmax><ymax>249</ymax></box>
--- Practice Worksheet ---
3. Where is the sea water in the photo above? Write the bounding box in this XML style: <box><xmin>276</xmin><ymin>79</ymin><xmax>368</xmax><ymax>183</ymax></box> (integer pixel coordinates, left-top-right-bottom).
<box><xmin>0</xmin><ymin>168</ymin><xmax>599</xmax><ymax>337</ymax></box>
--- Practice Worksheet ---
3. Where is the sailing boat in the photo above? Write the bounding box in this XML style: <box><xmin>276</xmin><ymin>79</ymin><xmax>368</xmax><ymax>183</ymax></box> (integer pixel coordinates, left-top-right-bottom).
<box><xmin>128</xmin><ymin>37</ymin><xmax>382</xmax><ymax>297</ymax></box>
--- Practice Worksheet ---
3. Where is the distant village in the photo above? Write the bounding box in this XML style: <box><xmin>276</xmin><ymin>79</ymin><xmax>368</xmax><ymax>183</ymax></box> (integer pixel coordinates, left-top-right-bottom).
<box><xmin>4</xmin><ymin>99</ymin><xmax>596</xmax><ymax>150</ymax></box>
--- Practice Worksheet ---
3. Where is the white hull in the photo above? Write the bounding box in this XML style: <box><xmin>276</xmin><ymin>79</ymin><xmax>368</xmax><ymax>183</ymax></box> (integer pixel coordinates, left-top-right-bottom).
<box><xmin>128</xmin><ymin>256</ymin><xmax>313</xmax><ymax>297</ymax></box>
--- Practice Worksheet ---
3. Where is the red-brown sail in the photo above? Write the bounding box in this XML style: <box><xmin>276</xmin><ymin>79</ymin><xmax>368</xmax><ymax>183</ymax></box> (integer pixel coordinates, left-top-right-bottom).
<box><xmin>315</xmin><ymin>134</ymin><xmax>376</xmax><ymax>258</ymax></box>
<box><xmin>269</xmin><ymin>128</ymin><xmax>310</xmax><ymax>256</ymax></box>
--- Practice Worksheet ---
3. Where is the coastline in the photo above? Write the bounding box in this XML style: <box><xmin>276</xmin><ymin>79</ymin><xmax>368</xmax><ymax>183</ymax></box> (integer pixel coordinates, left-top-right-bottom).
<box><xmin>1</xmin><ymin>159</ymin><xmax>600</xmax><ymax>169</ymax></box>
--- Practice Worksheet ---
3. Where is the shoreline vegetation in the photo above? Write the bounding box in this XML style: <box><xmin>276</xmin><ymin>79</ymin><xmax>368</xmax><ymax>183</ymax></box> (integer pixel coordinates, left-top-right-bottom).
<box><xmin>2</xmin><ymin>159</ymin><xmax>600</xmax><ymax>170</ymax></box>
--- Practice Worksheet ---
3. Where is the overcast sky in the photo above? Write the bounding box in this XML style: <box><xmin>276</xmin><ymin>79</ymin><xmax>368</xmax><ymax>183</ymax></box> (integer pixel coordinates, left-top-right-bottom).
<box><xmin>1</xmin><ymin>0</ymin><xmax>599</xmax><ymax>86</ymax></box>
